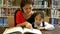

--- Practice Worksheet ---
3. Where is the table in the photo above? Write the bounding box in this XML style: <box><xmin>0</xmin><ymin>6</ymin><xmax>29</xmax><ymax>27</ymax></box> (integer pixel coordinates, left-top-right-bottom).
<box><xmin>41</xmin><ymin>25</ymin><xmax>60</xmax><ymax>34</ymax></box>
<box><xmin>0</xmin><ymin>25</ymin><xmax>60</xmax><ymax>34</ymax></box>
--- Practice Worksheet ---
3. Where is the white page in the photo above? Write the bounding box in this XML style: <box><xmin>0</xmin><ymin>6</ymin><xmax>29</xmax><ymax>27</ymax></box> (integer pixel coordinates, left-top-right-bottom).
<box><xmin>3</xmin><ymin>27</ymin><xmax>23</xmax><ymax>34</ymax></box>
<box><xmin>3</xmin><ymin>27</ymin><xmax>42</xmax><ymax>34</ymax></box>
<box><xmin>23</xmin><ymin>28</ymin><xmax>42</xmax><ymax>34</ymax></box>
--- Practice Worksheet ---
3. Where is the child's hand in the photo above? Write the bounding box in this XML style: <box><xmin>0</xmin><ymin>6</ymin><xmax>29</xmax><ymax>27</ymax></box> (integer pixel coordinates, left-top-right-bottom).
<box><xmin>37</xmin><ymin>27</ymin><xmax>45</xmax><ymax>30</ymax></box>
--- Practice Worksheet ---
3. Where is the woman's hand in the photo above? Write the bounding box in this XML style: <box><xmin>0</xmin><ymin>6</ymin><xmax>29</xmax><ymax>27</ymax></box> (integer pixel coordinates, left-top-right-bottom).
<box><xmin>26</xmin><ymin>22</ymin><xmax>32</xmax><ymax>29</ymax></box>
<box><xmin>16</xmin><ymin>21</ymin><xmax>33</xmax><ymax>29</ymax></box>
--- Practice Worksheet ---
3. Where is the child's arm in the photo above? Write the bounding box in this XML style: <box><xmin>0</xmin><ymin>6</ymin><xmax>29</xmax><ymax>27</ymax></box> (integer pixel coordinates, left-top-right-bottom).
<box><xmin>37</xmin><ymin>27</ymin><xmax>45</xmax><ymax>30</ymax></box>
<box><xmin>44</xmin><ymin>22</ymin><xmax>55</xmax><ymax>30</ymax></box>
<box><xmin>37</xmin><ymin>22</ymin><xmax>55</xmax><ymax>30</ymax></box>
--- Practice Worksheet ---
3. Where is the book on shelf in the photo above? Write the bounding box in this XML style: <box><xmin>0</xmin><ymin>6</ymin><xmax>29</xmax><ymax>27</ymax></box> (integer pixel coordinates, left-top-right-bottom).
<box><xmin>33</xmin><ymin>0</ymin><xmax>48</xmax><ymax>8</ymax></box>
<box><xmin>0</xmin><ymin>17</ymin><xmax>3</xmax><ymax>26</ymax></box>
<box><xmin>12</xmin><ymin>0</ymin><xmax>21</xmax><ymax>6</ymax></box>
<box><xmin>51</xmin><ymin>9</ymin><xmax>59</xmax><ymax>18</ymax></box>
<box><xmin>8</xmin><ymin>0</ymin><xmax>13</xmax><ymax>7</ymax></box>
<box><xmin>55</xmin><ymin>10</ymin><xmax>60</xmax><ymax>18</ymax></box>
<box><xmin>33</xmin><ymin>0</ymin><xmax>44</xmax><ymax>8</ymax></box>
<box><xmin>3</xmin><ymin>17</ymin><xmax>8</xmax><ymax>27</ymax></box>
<box><xmin>3</xmin><ymin>27</ymin><xmax>42</xmax><ymax>34</ymax></box>
<box><xmin>52</xmin><ymin>0</ymin><xmax>59</xmax><ymax>8</ymax></box>
<box><xmin>7</xmin><ymin>8</ymin><xmax>18</xmax><ymax>16</ymax></box>
<box><xmin>3</xmin><ymin>0</ymin><xmax>7</xmax><ymax>7</ymax></box>
<box><xmin>3</xmin><ymin>0</ymin><xmax>12</xmax><ymax>7</ymax></box>
<box><xmin>11</xmin><ymin>8</ymin><xmax>18</xmax><ymax>16</ymax></box>
<box><xmin>0</xmin><ymin>0</ymin><xmax>2</xmax><ymax>7</ymax></box>
<box><xmin>8</xmin><ymin>8</ymin><xmax>12</xmax><ymax>16</ymax></box>
<box><xmin>1</xmin><ymin>8</ymin><xmax>6</xmax><ymax>16</ymax></box>
<box><xmin>51</xmin><ymin>9</ymin><xmax>54</xmax><ymax>18</ymax></box>
<box><xmin>0</xmin><ymin>9</ymin><xmax>1</xmax><ymax>16</ymax></box>
<box><xmin>57</xmin><ymin>10</ymin><xmax>60</xmax><ymax>18</ymax></box>
<box><xmin>44</xmin><ymin>1</ymin><xmax>48</xmax><ymax>8</ymax></box>
<box><xmin>1</xmin><ymin>8</ymin><xmax>18</xmax><ymax>16</ymax></box>
<box><xmin>49</xmin><ymin>18</ymin><xmax>58</xmax><ymax>25</ymax></box>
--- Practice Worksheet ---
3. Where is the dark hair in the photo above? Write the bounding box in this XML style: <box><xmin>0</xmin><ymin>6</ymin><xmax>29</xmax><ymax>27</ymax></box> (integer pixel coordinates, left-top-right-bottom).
<box><xmin>28</xmin><ymin>11</ymin><xmax>44</xmax><ymax>23</ymax></box>
<box><xmin>33</xmin><ymin>11</ymin><xmax>44</xmax><ymax>19</ymax></box>
<box><xmin>30</xmin><ymin>11</ymin><xmax>45</xmax><ymax>27</ymax></box>
<box><xmin>20</xmin><ymin>0</ymin><xmax>33</xmax><ymax>11</ymax></box>
<box><xmin>33</xmin><ymin>11</ymin><xmax>45</xmax><ymax>27</ymax></box>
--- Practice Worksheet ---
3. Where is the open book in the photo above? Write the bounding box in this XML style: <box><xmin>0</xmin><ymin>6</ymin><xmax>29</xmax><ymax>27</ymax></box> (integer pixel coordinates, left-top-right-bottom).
<box><xmin>3</xmin><ymin>27</ymin><xmax>42</xmax><ymax>34</ymax></box>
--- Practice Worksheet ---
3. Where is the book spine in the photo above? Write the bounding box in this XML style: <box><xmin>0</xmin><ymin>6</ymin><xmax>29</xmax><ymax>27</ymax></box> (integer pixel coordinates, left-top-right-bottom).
<box><xmin>0</xmin><ymin>9</ymin><xmax>1</xmax><ymax>17</ymax></box>
<box><xmin>1</xmin><ymin>8</ymin><xmax>6</xmax><ymax>16</ymax></box>
<box><xmin>11</xmin><ymin>8</ymin><xmax>17</xmax><ymax>16</ymax></box>
<box><xmin>2</xmin><ymin>0</ymin><xmax>3</xmax><ymax>7</ymax></box>
<box><xmin>0</xmin><ymin>0</ymin><xmax>2</xmax><ymax>7</ymax></box>
<box><xmin>3</xmin><ymin>17</ymin><xmax>8</xmax><ymax>27</ymax></box>
<box><xmin>0</xmin><ymin>17</ymin><xmax>4</xmax><ymax>27</ymax></box>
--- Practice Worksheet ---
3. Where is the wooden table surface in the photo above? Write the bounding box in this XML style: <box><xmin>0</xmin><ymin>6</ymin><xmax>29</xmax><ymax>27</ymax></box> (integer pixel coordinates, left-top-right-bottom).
<box><xmin>0</xmin><ymin>25</ymin><xmax>60</xmax><ymax>34</ymax></box>
<box><xmin>41</xmin><ymin>25</ymin><xmax>60</xmax><ymax>34</ymax></box>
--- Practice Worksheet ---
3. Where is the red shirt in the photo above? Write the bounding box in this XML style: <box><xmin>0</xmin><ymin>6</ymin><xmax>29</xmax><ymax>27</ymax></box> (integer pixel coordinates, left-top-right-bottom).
<box><xmin>16</xmin><ymin>11</ymin><xmax>26</xmax><ymax>24</ymax></box>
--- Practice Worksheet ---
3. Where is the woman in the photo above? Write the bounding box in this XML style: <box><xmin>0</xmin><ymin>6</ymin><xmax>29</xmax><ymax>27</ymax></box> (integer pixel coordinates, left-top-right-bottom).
<box><xmin>15</xmin><ymin>0</ymin><xmax>34</xmax><ymax>29</ymax></box>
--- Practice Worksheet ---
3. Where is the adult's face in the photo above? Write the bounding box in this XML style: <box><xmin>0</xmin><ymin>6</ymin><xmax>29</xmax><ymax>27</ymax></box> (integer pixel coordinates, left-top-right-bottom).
<box><xmin>23</xmin><ymin>4</ymin><xmax>32</xmax><ymax>15</ymax></box>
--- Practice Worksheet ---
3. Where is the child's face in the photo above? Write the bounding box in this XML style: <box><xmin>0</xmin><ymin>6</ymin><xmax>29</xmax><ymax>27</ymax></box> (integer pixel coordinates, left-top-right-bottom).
<box><xmin>35</xmin><ymin>14</ymin><xmax>43</xmax><ymax>25</ymax></box>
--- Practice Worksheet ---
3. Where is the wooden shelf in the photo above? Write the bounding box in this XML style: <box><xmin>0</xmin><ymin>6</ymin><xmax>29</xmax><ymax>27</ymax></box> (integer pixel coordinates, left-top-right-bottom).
<box><xmin>33</xmin><ymin>7</ymin><xmax>51</xmax><ymax>10</ymax></box>
<box><xmin>44</xmin><ymin>17</ymin><xmax>50</xmax><ymax>18</ymax></box>
<box><xmin>0</xmin><ymin>16</ymin><xmax>14</xmax><ymax>17</ymax></box>
<box><xmin>1</xmin><ymin>6</ymin><xmax>20</xmax><ymax>8</ymax></box>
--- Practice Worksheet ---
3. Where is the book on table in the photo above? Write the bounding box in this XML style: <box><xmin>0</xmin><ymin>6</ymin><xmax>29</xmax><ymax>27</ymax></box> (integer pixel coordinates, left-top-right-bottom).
<box><xmin>3</xmin><ymin>27</ymin><xmax>42</xmax><ymax>34</ymax></box>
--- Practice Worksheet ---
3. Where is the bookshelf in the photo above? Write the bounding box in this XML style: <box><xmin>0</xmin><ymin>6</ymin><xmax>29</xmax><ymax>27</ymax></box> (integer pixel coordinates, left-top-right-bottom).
<box><xmin>51</xmin><ymin>0</ymin><xmax>60</xmax><ymax>25</ymax></box>
<box><xmin>33</xmin><ymin>0</ymin><xmax>51</xmax><ymax>17</ymax></box>
<box><xmin>0</xmin><ymin>0</ymin><xmax>20</xmax><ymax>27</ymax></box>
<box><xmin>0</xmin><ymin>0</ymin><xmax>60</xmax><ymax>27</ymax></box>
<box><xmin>33</xmin><ymin>0</ymin><xmax>51</xmax><ymax>23</ymax></box>
<box><xmin>33</xmin><ymin>0</ymin><xmax>59</xmax><ymax>25</ymax></box>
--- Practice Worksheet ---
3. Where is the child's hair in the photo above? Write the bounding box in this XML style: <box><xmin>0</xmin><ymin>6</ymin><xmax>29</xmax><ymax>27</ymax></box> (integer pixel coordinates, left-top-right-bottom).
<box><xmin>34</xmin><ymin>11</ymin><xmax>45</xmax><ymax>27</ymax></box>
<box><xmin>33</xmin><ymin>11</ymin><xmax>44</xmax><ymax>19</ymax></box>
<box><xmin>31</xmin><ymin>11</ymin><xmax>45</xmax><ymax>27</ymax></box>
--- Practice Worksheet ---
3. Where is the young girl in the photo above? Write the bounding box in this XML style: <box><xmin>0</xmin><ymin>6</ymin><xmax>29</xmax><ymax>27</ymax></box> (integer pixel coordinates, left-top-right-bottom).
<box><xmin>31</xmin><ymin>11</ymin><xmax>55</xmax><ymax>30</ymax></box>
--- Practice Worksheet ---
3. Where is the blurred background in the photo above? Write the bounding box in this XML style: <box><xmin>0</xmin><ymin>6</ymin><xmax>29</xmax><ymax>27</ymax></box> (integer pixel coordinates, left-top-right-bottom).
<box><xmin>0</xmin><ymin>0</ymin><xmax>60</xmax><ymax>34</ymax></box>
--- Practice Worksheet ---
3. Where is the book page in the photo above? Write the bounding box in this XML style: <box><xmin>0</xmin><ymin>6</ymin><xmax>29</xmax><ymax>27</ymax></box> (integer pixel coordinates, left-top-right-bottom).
<box><xmin>23</xmin><ymin>28</ymin><xmax>42</xmax><ymax>34</ymax></box>
<box><xmin>3</xmin><ymin>27</ymin><xmax>23</xmax><ymax>34</ymax></box>
<box><xmin>7</xmin><ymin>31</ymin><xmax>22</xmax><ymax>34</ymax></box>
<box><xmin>3</xmin><ymin>27</ymin><xmax>42</xmax><ymax>34</ymax></box>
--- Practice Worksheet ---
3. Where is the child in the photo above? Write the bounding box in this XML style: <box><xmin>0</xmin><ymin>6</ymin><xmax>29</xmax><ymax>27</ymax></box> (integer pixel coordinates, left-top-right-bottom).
<box><xmin>32</xmin><ymin>11</ymin><xmax>55</xmax><ymax>30</ymax></box>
